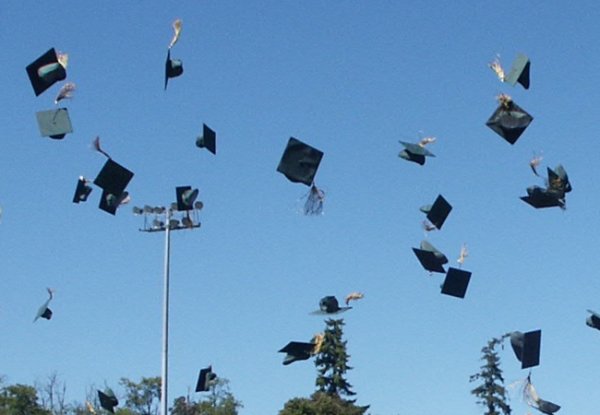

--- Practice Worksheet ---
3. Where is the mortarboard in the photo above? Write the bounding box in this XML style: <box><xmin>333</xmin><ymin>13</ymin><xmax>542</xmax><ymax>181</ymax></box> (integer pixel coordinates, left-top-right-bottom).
<box><xmin>536</xmin><ymin>399</ymin><xmax>561</xmax><ymax>415</ymax></box>
<box><xmin>412</xmin><ymin>240</ymin><xmax>448</xmax><ymax>273</ymax></box>
<box><xmin>278</xmin><ymin>341</ymin><xmax>315</xmax><ymax>365</ymax></box>
<box><xmin>196</xmin><ymin>124</ymin><xmax>216</xmax><ymax>155</ymax></box>
<box><xmin>277</xmin><ymin>137</ymin><xmax>324</xmax><ymax>186</ymax></box>
<box><xmin>98</xmin><ymin>389</ymin><xmax>119</xmax><ymax>413</ymax></box>
<box><xmin>441</xmin><ymin>267</ymin><xmax>472</xmax><ymax>298</ymax></box>
<box><xmin>196</xmin><ymin>366</ymin><xmax>217</xmax><ymax>392</ymax></box>
<box><xmin>420</xmin><ymin>194</ymin><xmax>452</xmax><ymax>230</ymax></box>
<box><xmin>164</xmin><ymin>49</ymin><xmax>183</xmax><ymax>90</ymax></box>
<box><xmin>312</xmin><ymin>296</ymin><xmax>351</xmax><ymax>315</ymax></box>
<box><xmin>33</xmin><ymin>289</ymin><xmax>53</xmax><ymax>322</ymax></box>
<box><xmin>175</xmin><ymin>186</ymin><xmax>199</xmax><ymax>211</ymax></box>
<box><xmin>486</xmin><ymin>97</ymin><xmax>533</xmax><ymax>145</ymax></box>
<box><xmin>505</xmin><ymin>54</ymin><xmax>530</xmax><ymax>90</ymax></box>
<box><xmin>398</xmin><ymin>141</ymin><xmax>435</xmax><ymax>165</ymax></box>
<box><xmin>586</xmin><ymin>309</ymin><xmax>600</xmax><ymax>330</ymax></box>
<box><xmin>26</xmin><ymin>48</ymin><xmax>67</xmax><ymax>96</ymax></box>
<box><xmin>94</xmin><ymin>159</ymin><xmax>134</xmax><ymax>197</ymax></box>
<box><xmin>510</xmin><ymin>330</ymin><xmax>541</xmax><ymax>369</ymax></box>
<box><xmin>520</xmin><ymin>186</ymin><xmax>565</xmax><ymax>209</ymax></box>
<box><xmin>73</xmin><ymin>177</ymin><xmax>93</xmax><ymax>203</ymax></box>
<box><xmin>98</xmin><ymin>190</ymin><xmax>129</xmax><ymax>215</ymax></box>
<box><xmin>546</xmin><ymin>165</ymin><xmax>572</xmax><ymax>197</ymax></box>
<box><xmin>36</xmin><ymin>108</ymin><xmax>73</xmax><ymax>139</ymax></box>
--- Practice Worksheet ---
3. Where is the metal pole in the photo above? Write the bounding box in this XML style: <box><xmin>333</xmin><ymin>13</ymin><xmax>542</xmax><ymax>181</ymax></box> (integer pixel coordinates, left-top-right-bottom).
<box><xmin>161</xmin><ymin>209</ymin><xmax>171</xmax><ymax>415</ymax></box>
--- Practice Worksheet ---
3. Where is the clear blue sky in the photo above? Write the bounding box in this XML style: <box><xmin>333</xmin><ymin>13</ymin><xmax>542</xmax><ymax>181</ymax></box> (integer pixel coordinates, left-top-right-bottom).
<box><xmin>3</xmin><ymin>1</ymin><xmax>600</xmax><ymax>414</ymax></box>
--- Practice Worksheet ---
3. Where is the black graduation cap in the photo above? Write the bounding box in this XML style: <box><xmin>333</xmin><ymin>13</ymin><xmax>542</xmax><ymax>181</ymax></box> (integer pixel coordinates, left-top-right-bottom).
<box><xmin>441</xmin><ymin>267</ymin><xmax>472</xmax><ymax>299</ymax></box>
<box><xmin>510</xmin><ymin>330</ymin><xmax>541</xmax><ymax>369</ymax></box>
<box><xmin>196</xmin><ymin>124</ymin><xmax>216</xmax><ymax>155</ymax></box>
<box><xmin>97</xmin><ymin>389</ymin><xmax>119</xmax><ymax>413</ymax></box>
<box><xmin>36</xmin><ymin>108</ymin><xmax>73</xmax><ymax>139</ymax></box>
<box><xmin>586</xmin><ymin>309</ymin><xmax>600</xmax><ymax>330</ymax></box>
<box><xmin>278</xmin><ymin>341</ymin><xmax>315</xmax><ymax>365</ymax></box>
<box><xmin>26</xmin><ymin>48</ymin><xmax>67</xmax><ymax>96</ymax></box>
<box><xmin>420</xmin><ymin>194</ymin><xmax>452</xmax><ymax>230</ymax></box>
<box><xmin>520</xmin><ymin>186</ymin><xmax>565</xmax><ymax>209</ymax></box>
<box><xmin>175</xmin><ymin>186</ymin><xmax>199</xmax><ymax>211</ymax></box>
<box><xmin>34</xmin><ymin>288</ymin><xmax>53</xmax><ymax>322</ymax></box>
<box><xmin>312</xmin><ymin>296</ymin><xmax>351</xmax><ymax>315</ymax></box>
<box><xmin>412</xmin><ymin>240</ymin><xmax>448</xmax><ymax>273</ymax></box>
<box><xmin>164</xmin><ymin>49</ymin><xmax>183</xmax><ymax>90</ymax></box>
<box><xmin>94</xmin><ymin>159</ymin><xmax>134</xmax><ymax>197</ymax></box>
<box><xmin>195</xmin><ymin>366</ymin><xmax>217</xmax><ymax>392</ymax></box>
<box><xmin>505</xmin><ymin>54</ymin><xmax>530</xmax><ymax>90</ymax></box>
<box><xmin>398</xmin><ymin>141</ymin><xmax>435</xmax><ymax>165</ymax></box>
<box><xmin>98</xmin><ymin>190</ymin><xmax>129</xmax><ymax>215</ymax></box>
<box><xmin>486</xmin><ymin>97</ymin><xmax>533</xmax><ymax>144</ymax></box>
<box><xmin>277</xmin><ymin>137</ymin><xmax>324</xmax><ymax>186</ymax></box>
<box><xmin>73</xmin><ymin>177</ymin><xmax>93</xmax><ymax>203</ymax></box>
<box><xmin>546</xmin><ymin>165</ymin><xmax>572</xmax><ymax>197</ymax></box>
<box><xmin>536</xmin><ymin>399</ymin><xmax>561</xmax><ymax>415</ymax></box>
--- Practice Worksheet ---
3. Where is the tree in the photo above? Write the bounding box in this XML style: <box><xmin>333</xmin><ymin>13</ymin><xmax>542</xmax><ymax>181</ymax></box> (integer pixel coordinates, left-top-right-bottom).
<box><xmin>170</xmin><ymin>378</ymin><xmax>242</xmax><ymax>415</ymax></box>
<box><xmin>314</xmin><ymin>318</ymin><xmax>356</xmax><ymax>398</ymax></box>
<box><xmin>279</xmin><ymin>392</ymin><xmax>368</xmax><ymax>415</ymax></box>
<box><xmin>119</xmin><ymin>376</ymin><xmax>161</xmax><ymax>415</ymax></box>
<box><xmin>469</xmin><ymin>334</ymin><xmax>511</xmax><ymax>415</ymax></box>
<box><xmin>0</xmin><ymin>383</ymin><xmax>51</xmax><ymax>415</ymax></box>
<box><xmin>36</xmin><ymin>372</ymin><xmax>68</xmax><ymax>415</ymax></box>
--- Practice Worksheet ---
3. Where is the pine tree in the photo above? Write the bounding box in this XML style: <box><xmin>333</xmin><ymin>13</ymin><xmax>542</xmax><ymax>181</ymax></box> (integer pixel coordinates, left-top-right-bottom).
<box><xmin>469</xmin><ymin>334</ymin><xmax>512</xmax><ymax>415</ymax></box>
<box><xmin>314</xmin><ymin>318</ymin><xmax>356</xmax><ymax>398</ymax></box>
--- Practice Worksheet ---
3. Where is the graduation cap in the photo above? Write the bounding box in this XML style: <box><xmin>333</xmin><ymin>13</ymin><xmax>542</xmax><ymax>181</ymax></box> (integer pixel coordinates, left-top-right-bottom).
<box><xmin>546</xmin><ymin>165</ymin><xmax>572</xmax><ymax>197</ymax></box>
<box><xmin>99</xmin><ymin>190</ymin><xmax>130</xmax><ymax>215</ymax></box>
<box><xmin>195</xmin><ymin>366</ymin><xmax>217</xmax><ymax>392</ymax></box>
<box><xmin>420</xmin><ymin>194</ymin><xmax>452</xmax><ymax>230</ymax></box>
<box><xmin>36</xmin><ymin>108</ymin><xmax>73</xmax><ymax>139</ymax></box>
<box><xmin>520</xmin><ymin>186</ymin><xmax>565</xmax><ymax>209</ymax></box>
<box><xmin>277</xmin><ymin>137</ymin><xmax>324</xmax><ymax>186</ymax></box>
<box><xmin>73</xmin><ymin>177</ymin><xmax>93</xmax><ymax>203</ymax></box>
<box><xmin>586</xmin><ymin>309</ymin><xmax>600</xmax><ymax>330</ymax></box>
<box><xmin>94</xmin><ymin>159</ymin><xmax>134</xmax><ymax>196</ymax></box>
<box><xmin>505</xmin><ymin>54</ymin><xmax>530</xmax><ymax>89</ymax></box>
<box><xmin>33</xmin><ymin>288</ymin><xmax>53</xmax><ymax>322</ymax></box>
<box><xmin>164</xmin><ymin>49</ymin><xmax>183</xmax><ymax>90</ymax></box>
<box><xmin>26</xmin><ymin>48</ymin><xmax>67</xmax><ymax>96</ymax></box>
<box><xmin>486</xmin><ymin>96</ymin><xmax>533</xmax><ymax>145</ymax></box>
<box><xmin>175</xmin><ymin>186</ymin><xmax>199</xmax><ymax>211</ymax></box>
<box><xmin>97</xmin><ymin>389</ymin><xmax>119</xmax><ymax>413</ymax></box>
<box><xmin>510</xmin><ymin>330</ymin><xmax>541</xmax><ymax>369</ymax></box>
<box><xmin>196</xmin><ymin>124</ymin><xmax>216</xmax><ymax>155</ymax></box>
<box><xmin>278</xmin><ymin>341</ymin><xmax>315</xmax><ymax>365</ymax></box>
<box><xmin>398</xmin><ymin>141</ymin><xmax>435</xmax><ymax>165</ymax></box>
<box><xmin>441</xmin><ymin>267</ymin><xmax>472</xmax><ymax>299</ymax></box>
<box><xmin>312</xmin><ymin>296</ymin><xmax>351</xmax><ymax>315</ymax></box>
<box><xmin>536</xmin><ymin>399</ymin><xmax>561</xmax><ymax>415</ymax></box>
<box><xmin>412</xmin><ymin>240</ymin><xmax>448</xmax><ymax>273</ymax></box>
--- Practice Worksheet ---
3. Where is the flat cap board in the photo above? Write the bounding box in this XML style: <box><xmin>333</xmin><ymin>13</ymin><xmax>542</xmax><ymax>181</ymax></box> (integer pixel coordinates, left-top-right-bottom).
<box><xmin>486</xmin><ymin>101</ymin><xmax>533</xmax><ymax>144</ymax></box>
<box><xmin>441</xmin><ymin>267</ymin><xmax>472</xmax><ymax>298</ymax></box>
<box><xmin>36</xmin><ymin>108</ymin><xmax>72</xmax><ymax>139</ymax></box>
<box><xmin>277</xmin><ymin>137</ymin><xmax>323</xmax><ymax>186</ymax></box>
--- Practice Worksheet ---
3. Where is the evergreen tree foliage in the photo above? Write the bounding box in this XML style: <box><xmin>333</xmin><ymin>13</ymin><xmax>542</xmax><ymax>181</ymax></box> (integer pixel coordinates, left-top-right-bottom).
<box><xmin>279</xmin><ymin>392</ymin><xmax>368</xmax><ymax>415</ymax></box>
<box><xmin>314</xmin><ymin>318</ymin><xmax>355</xmax><ymax>398</ymax></box>
<box><xmin>469</xmin><ymin>334</ymin><xmax>512</xmax><ymax>415</ymax></box>
<box><xmin>0</xmin><ymin>383</ymin><xmax>51</xmax><ymax>415</ymax></box>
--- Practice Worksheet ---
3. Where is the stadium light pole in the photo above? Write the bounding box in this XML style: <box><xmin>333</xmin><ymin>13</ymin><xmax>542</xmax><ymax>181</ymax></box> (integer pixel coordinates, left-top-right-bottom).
<box><xmin>134</xmin><ymin>199</ymin><xmax>202</xmax><ymax>415</ymax></box>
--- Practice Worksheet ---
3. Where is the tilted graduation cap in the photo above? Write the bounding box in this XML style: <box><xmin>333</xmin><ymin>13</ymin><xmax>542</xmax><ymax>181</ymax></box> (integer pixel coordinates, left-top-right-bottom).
<box><xmin>420</xmin><ymin>194</ymin><xmax>452</xmax><ymax>230</ymax></box>
<box><xmin>97</xmin><ymin>389</ymin><xmax>119</xmax><ymax>413</ymax></box>
<box><xmin>278</xmin><ymin>341</ymin><xmax>315</xmax><ymax>365</ymax></box>
<box><xmin>175</xmin><ymin>186</ymin><xmax>199</xmax><ymax>211</ymax></box>
<box><xmin>520</xmin><ymin>186</ymin><xmax>565</xmax><ymax>209</ymax></box>
<box><xmin>505</xmin><ymin>54</ymin><xmax>530</xmax><ymax>90</ymax></box>
<box><xmin>486</xmin><ymin>97</ymin><xmax>533</xmax><ymax>145</ymax></box>
<box><xmin>26</xmin><ymin>48</ymin><xmax>67</xmax><ymax>96</ymax></box>
<box><xmin>546</xmin><ymin>165</ymin><xmax>572</xmax><ymax>197</ymax></box>
<box><xmin>73</xmin><ymin>177</ymin><xmax>93</xmax><ymax>203</ymax></box>
<box><xmin>164</xmin><ymin>49</ymin><xmax>183</xmax><ymax>90</ymax></box>
<box><xmin>277</xmin><ymin>137</ymin><xmax>324</xmax><ymax>186</ymax></box>
<box><xmin>586</xmin><ymin>309</ymin><xmax>600</xmax><ymax>330</ymax></box>
<box><xmin>398</xmin><ymin>141</ymin><xmax>435</xmax><ymax>165</ymax></box>
<box><xmin>36</xmin><ymin>108</ymin><xmax>73</xmax><ymax>139</ymax></box>
<box><xmin>536</xmin><ymin>399</ymin><xmax>561</xmax><ymax>415</ymax></box>
<box><xmin>33</xmin><ymin>288</ymin><xmax>53</xmax><ymax>322</ymax></box>
<box><xmin>196</xmin><ymin>124</ymin><xmax>216</xmax><ymax>154</ymax></box>
<box><xmin>93</xmin><ymin>159</ymin><xmax>134</xmax><ymax>215</ymax></box>
<box><xmin>412</xmin><ymin>240</ymin><xmax>448</xmax><ymax>273</ymax></box>
<box><xmin>510</xmin><ymin>330</ymin><xmax>541</xmax><ymax>369</ymax></box>
<box><xmin>196</xmin><ymin>366</ymin><xmax>217</xmax><ymax>392</ymax></box>
<box><xmin>441</xmin><ymin>267</ymin><xmax>472</xmax><ymax>299</ymax></box>
<box><xmin>312</xmin><ymin>296</ymin><xmax>351</xmax><ymax>315</ymax></box>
